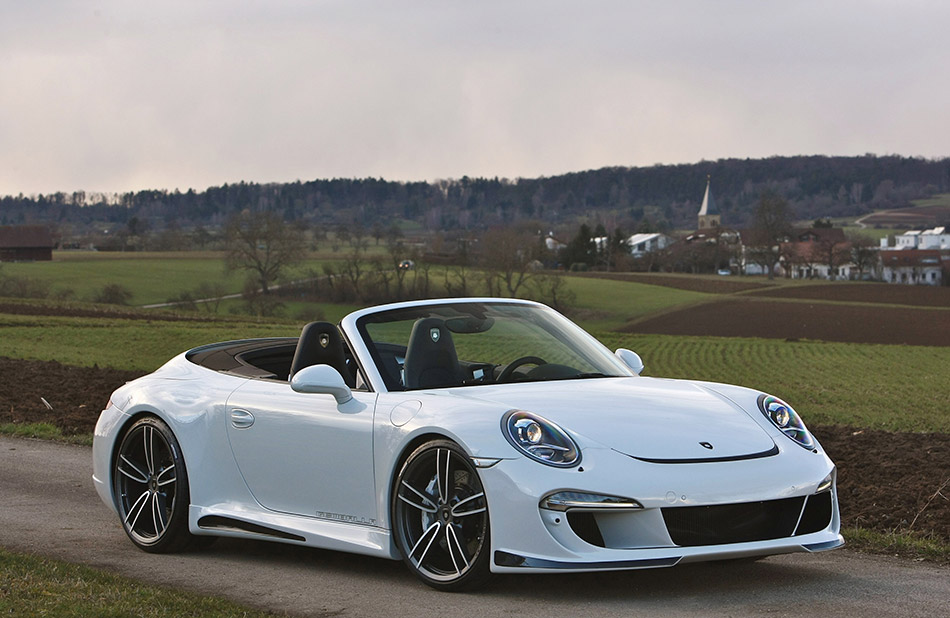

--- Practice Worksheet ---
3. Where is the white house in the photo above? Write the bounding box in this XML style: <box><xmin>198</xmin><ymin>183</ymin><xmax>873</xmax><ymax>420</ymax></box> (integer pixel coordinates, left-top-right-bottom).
<box><xmin>884</xmin><ymin>226</ymin><xmax>950</xmax><ymax>250</ymax></box>
<box><xmin>626</xmin><ymin>233</ymin><xmax>673</xmax><ymax>257</ymax></box>
<box><xmin>880</xmin><ymin>250</ymin><xmax>944</xmax><ymax>285</ymax></box>
<box><xmin>545</xmin><ymin>234</ymin><xmax>567</xmax><ymax>251</ymax></box>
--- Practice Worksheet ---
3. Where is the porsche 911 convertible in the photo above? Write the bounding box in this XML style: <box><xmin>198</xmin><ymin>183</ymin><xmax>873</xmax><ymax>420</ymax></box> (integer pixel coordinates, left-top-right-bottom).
<box><xmin>93</xmin><ymin>297</ymin><xmax>842</xmax><ymax>590</ymax></box>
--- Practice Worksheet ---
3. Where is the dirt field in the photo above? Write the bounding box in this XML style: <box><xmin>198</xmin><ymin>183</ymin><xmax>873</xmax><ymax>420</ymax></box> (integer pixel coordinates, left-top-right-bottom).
<box><xmin>628</xmin><ymin>298</ymin><xmax>950</xmax><ymax>346</ymax></box>
<box><xmin>574</xmin><ymin>272</ymin><xmax>774</xmax><ymax>294</ymax></box>
<box><xmin>0</xmin><ymin>357</ymin><xmax>946</xmax><ymax>546</ymax></box>
<box><xmin>748</xmin><ymin>283</ymin><xmax>950</xmax><ymax>307</ymax></box>
<box><xmin>0</xmin><ymin>357</ymin><xmax>144</xmax><ymax>435</ymax></box>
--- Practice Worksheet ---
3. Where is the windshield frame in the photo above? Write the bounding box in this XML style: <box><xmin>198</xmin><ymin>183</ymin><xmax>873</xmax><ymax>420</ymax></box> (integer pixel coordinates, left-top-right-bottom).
<box><xmin>344</xmin><ymin>298</ymin><xmax>633</xmax><ymax>393</ymax></box>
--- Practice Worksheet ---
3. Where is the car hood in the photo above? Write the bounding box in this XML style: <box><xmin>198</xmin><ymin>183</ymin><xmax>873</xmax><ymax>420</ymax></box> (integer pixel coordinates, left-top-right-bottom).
<box><xmin>453</xmin><ymin>377</ymin><xmax>776</xmax><ymax>462</ymax></box>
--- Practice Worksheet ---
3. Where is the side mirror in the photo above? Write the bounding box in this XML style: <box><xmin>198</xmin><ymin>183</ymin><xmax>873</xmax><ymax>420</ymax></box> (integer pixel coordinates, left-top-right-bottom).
<box><xmin>615</xmin><ymin>348</ymin><xmax>644</xmax><ymax>375</ymax></box>
<box><xmin>290</xmin><ymin>364</ymin><xmax>353</xmax><ymax>404</ymax></box>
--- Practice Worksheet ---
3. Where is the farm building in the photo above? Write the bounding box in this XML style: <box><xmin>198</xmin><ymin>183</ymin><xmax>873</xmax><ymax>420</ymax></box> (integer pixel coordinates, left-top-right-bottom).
<box><xmin>0</xmin><ymin>225</ymin><xmax>55</xmax><ymax>262</ymax></box>
<box><xmin>880</xmin><ymin>250</ymin><xmax>943</xmax><ymax>286</ymax></box>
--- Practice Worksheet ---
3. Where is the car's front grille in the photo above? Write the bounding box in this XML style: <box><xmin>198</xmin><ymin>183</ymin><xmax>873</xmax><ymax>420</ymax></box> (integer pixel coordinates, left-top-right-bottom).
<box><xmin>564</xmin><ymin>493</ymin><xmax>834</xmax><ymax>549</ymax></box>
<box><xmin>662</xmin><ymin>496</ymin><xmax>806</xmax><ymax>546</ymax></box>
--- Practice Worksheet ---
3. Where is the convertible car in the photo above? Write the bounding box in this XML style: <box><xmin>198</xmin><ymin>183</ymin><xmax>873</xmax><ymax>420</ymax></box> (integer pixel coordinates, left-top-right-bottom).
<box><xmin>93</xmin><ymin>297</ymin><xmax>842</xmax><ymax>590</ymax></box>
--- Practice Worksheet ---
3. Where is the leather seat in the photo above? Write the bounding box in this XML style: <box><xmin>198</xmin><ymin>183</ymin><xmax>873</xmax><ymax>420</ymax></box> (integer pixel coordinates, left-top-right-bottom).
<box><xmin>403</xmin><ymin>318</ymin><xmax>464</xmax><ymax>389</ymax></box>
<box><xmin>289</xmin><ymin>322</ymin><xmax>354</xmax><ymax>386</ymax></box>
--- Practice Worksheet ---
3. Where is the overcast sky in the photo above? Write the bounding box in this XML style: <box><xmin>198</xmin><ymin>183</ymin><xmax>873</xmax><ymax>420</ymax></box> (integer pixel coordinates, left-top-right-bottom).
<box><xmin>2</xmin><ymin>1</ymin><xmax>949</xmax><ymax>196</ymax></box>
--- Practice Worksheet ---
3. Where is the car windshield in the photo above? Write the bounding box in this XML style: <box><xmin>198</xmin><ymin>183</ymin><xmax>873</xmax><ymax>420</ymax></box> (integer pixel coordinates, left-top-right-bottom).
<box><xmin>355</xmin><ymin>301</ymin><xmax>632</xmax><ymax>391</ymax></box>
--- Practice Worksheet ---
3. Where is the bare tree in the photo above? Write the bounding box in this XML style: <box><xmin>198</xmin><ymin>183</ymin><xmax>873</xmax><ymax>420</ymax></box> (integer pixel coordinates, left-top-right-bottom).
<box><xmin>816</xmin><ymin>237</ymin><xmax>851</xmax><ymax>280</ymax></box>
<box><xmin>225</xmin><ymin>211</ymin><xmax>305</xmax><ymax>294</ymax></box>
<box><xmin>479</xmin><ymin>227</ymin><xmax>539</xmax><ymax>297</ymax></box>
<box><xmin>849</xmin><ymin>235</ymin><xmax>879</xmax><ymax>280</ymax></box>
<box><xmin>749</xmin><ymin>191</ymin><xmax>793</xmax><ymax>280</ymax></box>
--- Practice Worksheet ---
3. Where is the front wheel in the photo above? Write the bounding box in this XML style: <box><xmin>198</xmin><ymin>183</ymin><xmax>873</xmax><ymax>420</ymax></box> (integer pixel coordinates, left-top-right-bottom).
<box><xmin>393</xmin><ymin>440</ymin><xmax>492</xmax><ymax>591</ymax></box>
<box><xmin>113</xmin><ymin>416</ymin><xmax>196</xmax><ymax>553</ymax></box>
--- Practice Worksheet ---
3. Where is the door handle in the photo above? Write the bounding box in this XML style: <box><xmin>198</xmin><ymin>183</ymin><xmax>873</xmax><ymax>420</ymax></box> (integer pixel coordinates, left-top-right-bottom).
<box><xmin>230</xmin><ymin>409</ymin><xmax>255</xmax><ymax>429</ymax></box>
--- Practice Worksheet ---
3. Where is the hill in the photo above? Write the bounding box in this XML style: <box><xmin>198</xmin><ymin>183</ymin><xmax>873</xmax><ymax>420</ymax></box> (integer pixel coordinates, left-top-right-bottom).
<box><xmin>2</xmin><ymin>154</ymin><xmax>948</xmax><ymax>234</ymax></box>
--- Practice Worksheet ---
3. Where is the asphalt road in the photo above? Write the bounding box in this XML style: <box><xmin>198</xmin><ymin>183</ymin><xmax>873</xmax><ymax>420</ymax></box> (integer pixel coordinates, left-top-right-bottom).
<box><xmin>2</xmin><ymin>435</ymin><xmax>947</xmax><ymax>618</ymax></box>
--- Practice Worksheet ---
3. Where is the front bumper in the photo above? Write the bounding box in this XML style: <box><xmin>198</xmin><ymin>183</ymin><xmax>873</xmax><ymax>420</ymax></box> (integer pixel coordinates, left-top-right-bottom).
<box><xmin>481</xmin><ymin>443</ymin><xmax>841</xmax><ymax>573</ymax></box>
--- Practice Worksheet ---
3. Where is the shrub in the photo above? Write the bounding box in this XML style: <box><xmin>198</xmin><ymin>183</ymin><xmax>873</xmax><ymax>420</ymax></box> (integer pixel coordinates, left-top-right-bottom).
<box><xmin>93</xmin><ymin>283</ymin><xmax>133</xmax><ymax>305</ymax></box>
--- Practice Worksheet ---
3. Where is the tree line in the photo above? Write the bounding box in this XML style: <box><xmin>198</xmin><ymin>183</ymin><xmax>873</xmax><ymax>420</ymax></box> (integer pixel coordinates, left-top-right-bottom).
<box><xmin>2</xmin><ymin>155</ymin><xmax>948</xmax><ymax>235</ymax></box>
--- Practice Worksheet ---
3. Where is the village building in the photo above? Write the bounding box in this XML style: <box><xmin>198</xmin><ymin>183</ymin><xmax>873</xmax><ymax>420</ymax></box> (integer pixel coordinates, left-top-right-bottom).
<box><xmin>674</xmin><ymin>176</ymin><xmax>744</xmax><ymax>273</ymax></box>
<box><xmin>544</xmin><ymin>234</ymin><xmax>568</xmax><ymax>252</ymax></box>
<box><xmin>626</xmin><ymin>232</ymin><xmax>673</xmax><ymax>257</ymax></box>
<box><xmin>885</xmin><ymin>226</ymin><xmax>950</xmax><ymax>250</ymax></box>
<box><xmin>0</xmin><ymin>225</ymin><xmax>55</xmax><ymax>262</ymax></box>
<box><xmin>696</xmin><ymin>175</ymin><xmax>720</xmax><ymax>230</ymax></box>
<box><xmin>783</xmin><ymin>228</ymin><xmax>852</xmax><ymax>280</ymax></box>
<box><xmin>880</xmin><ymin>249</ymin><xmax>944</xmax><ymax>286</ymax></box>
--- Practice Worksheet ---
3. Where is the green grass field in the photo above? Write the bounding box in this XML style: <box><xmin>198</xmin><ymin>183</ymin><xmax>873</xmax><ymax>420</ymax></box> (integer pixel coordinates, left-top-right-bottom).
<box><xmin>0</xmin><ymin>313</ymin><xmax>301</xmax><ymax>371</ymax></box>
<box><xmin>1</xmin><ymin>251</ymin><xmax>336</xmax><ymax>306</ymax></box>
<box><xmin>600</xmin><ymin>333</ymin><xmax>949</xmax><ymax>432</ymax></box>
<box><xmin>910</xmin><ymin>192</ymin><xmax>950</xmax><ymax>209</ymax></box>
<box><xmin>563</xmin><ymin>277</ymin><xmax>711</xmax><ymax>330</ymax></box>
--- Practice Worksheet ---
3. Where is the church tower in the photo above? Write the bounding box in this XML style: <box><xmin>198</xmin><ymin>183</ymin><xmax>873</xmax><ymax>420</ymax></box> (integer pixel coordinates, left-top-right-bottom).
<box><xmin>697</xmin><ymin>175</ymin><xmax>720</xmax><ymax>230</ymax></box>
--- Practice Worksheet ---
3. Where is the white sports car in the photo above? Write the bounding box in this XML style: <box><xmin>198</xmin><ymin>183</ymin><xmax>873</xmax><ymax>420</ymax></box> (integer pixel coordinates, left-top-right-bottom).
<box><xmin>93</xmin><ymin>297</ymin><xmax>842</xmax><ymax>590</ymax></box>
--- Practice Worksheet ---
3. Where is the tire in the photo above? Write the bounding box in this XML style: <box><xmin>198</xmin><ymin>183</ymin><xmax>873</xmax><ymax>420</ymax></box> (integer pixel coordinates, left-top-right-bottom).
<box><xmin>392</xmin><ymin>440</ymin><xmax>492</xmax><ymax>591</ymax></box>
<box><xmin>112</xmin><ymin>416</ymin><xmax>197</xmax><ymax>553</ymax></box>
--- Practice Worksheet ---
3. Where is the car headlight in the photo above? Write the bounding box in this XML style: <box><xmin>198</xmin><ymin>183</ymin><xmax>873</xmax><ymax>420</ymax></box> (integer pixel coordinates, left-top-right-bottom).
<box><xmin>502</xmin><ymin>410</ymin><xmax>580</xmax><ymax>468</ymax></box>
<box><xmin>757</xmin><ymin>394</ymin><xmax>814</xmax><ymax>450</ymax></box>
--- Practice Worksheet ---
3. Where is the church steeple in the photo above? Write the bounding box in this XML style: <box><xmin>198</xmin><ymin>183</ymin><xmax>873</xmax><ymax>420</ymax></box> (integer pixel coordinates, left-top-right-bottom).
<box><xmin>697</xmin><ymin>175</ymin><xmax>720</xmax><ymax>229</ymax></box>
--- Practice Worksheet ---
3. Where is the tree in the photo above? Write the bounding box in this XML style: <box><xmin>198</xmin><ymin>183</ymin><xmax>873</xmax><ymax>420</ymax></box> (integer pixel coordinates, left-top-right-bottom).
<box><xmin>225</xmin><ymin>211</ymin><xmax>305</xmax><ymax>294</ymax></box>
<box><xmin>563</xmin><ymin>224</ymin><xmax>596</xmax><ymax>270</ymax></box>
<box><xmin>479</xmin><ymin>227</ymin><xmax>538</xmax><ymax>297</ymax></box>
<box><xmin>748</xmin><ymin>191</ymin><xmax>793</xmax><ymax>280</ymax></box>
<box><xmin>849</xmin><ymin>235</ymin><xmax>878</xmax><ymax>280</ymax></box>
<box><xmin>815</xmin><ymin>236</ymin><xmax>851</xmax><ymax>280</ymax></box>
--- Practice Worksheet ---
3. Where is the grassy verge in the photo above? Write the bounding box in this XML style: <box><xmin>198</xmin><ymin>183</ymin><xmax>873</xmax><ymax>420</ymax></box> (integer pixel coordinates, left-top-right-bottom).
<box><xmin>844</xmin><ymin>527</ymin><xmax>950</xmax><ymax>565</ymax></box>
<box><xmin>0</xmin><ymin>423</ymin><xmax>92</xmax><ymax>446</ymax></box>
<box><xmin>0</xmin><ymin>547</ymin><xmax>281</xmax><ymax>617</ymax></box>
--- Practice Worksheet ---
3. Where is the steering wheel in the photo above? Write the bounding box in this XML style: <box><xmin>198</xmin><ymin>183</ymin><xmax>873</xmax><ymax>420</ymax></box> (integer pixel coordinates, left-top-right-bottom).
<box><xmin>497</xmin><ymin>356</ymin><xmax>548</xmax><ymax>382</ymax></box>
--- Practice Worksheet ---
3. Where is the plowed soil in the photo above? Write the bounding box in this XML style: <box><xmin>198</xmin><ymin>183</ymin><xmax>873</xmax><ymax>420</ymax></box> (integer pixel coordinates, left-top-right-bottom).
<box><xmin>747</xmin><ymin>283</ymin><xmax>950</xmax><ymax>307</ymax></box>
<box><xmin>0</xmin><ymin>357</ymin><xmax>946</xmax><ymax>544</ymax></box>
<box><xmin>627</xmin><ymin>298</ymin><xmax>950</xmax><ymax>346</ymax></box>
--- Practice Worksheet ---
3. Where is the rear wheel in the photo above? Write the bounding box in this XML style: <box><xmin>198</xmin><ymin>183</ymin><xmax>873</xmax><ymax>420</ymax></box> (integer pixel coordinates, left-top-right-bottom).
<box><xmin>393</xmin><ymin>440</ymin><xmax>491</xmax><ymax>591</ymax></box>
<box><xmin>113</xmin><ymin>416</ymin><xmax>197</xmax><ymax>553</ymax></box>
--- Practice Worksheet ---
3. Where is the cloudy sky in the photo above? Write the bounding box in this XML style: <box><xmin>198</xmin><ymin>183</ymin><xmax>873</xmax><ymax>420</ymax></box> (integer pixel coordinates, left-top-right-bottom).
<box><xmin>2</xmin><ymin>1</ymin><xmax>949</xmax><ymax>196</ymax></box>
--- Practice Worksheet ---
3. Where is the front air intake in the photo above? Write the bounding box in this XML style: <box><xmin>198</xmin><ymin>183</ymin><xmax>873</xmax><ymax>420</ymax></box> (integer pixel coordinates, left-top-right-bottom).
<box><xmin>662</xmin><ymin>497</ymin><xmax>806</xmax><ymax>546</ymax></box>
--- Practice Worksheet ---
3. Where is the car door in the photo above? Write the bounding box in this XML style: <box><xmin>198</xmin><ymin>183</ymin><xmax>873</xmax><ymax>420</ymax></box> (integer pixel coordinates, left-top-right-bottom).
<box><xmin>225</xmin><ymin>379</ymin><xmax>379</xmax><ymax>526</ymax></box>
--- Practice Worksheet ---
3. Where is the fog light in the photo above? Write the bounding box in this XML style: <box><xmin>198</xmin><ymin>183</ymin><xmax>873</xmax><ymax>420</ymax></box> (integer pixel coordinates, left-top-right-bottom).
<box><xmin>540</xmin><ymin>491</ymin><xmax>642</xmax><ymax>512</ymax></box>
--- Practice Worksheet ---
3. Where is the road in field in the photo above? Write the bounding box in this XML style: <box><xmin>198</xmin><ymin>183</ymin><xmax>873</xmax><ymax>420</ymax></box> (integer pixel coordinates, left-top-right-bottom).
<box><xmin>1</xmin><ymin>435</ymin><xmax>947</xmax><ymax>618</ymax></box>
